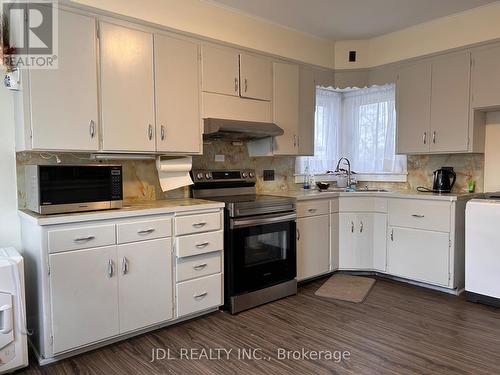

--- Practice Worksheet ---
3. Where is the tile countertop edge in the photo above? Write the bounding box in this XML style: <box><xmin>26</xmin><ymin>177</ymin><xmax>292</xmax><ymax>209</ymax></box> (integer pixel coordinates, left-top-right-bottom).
<box><xmin>18</xmin><ymin>199</ymin><xmax>225</xmax><ymax>226</ymax></box>
<box><xmin>268</xmin><ymin>190</ymin><xmax>483</xmax><ymax>202</ymax></box>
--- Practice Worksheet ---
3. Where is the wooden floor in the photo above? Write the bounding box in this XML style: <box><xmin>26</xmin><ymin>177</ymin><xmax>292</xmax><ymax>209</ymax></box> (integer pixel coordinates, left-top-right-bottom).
<box><xmin>18</xmin><ymin>277</ymin><xmax>500</xmax><ymax>375</ymax></box>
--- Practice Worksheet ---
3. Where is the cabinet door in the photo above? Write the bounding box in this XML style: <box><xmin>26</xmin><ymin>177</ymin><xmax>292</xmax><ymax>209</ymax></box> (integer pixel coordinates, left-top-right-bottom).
<box><xmin>372</xmin><ymin>213</ymin><xmax>387</xmax><ymax>272</ymax></box>
<box><xmin>387</xmin><ymin>227</ymin><xmax>450</xmax><ymax>287</ymax></box>
<box><xmin>117</xmin><ymin>238</ymin><xmax>173</xmax><ymax>333</ymax></box>
<box><xmin>100</xmin><ymin>22</ymin><xmax>155</xmax><ymax>152</ymax></box>
<box><xmin>273</xmin><ymin>62</ymin><xmax>300</xmax><ymax>155</ymax></box>
<box><xmin>155</xmin><ymin>35</ymin><xmax>201</xmax><ymax>153</ymax></box>
<box><xmin>430</xmin><ymin>52</ymin><xmax>471</xmax><ymax>153</ymax></box>
<box><xmin>29</xmin><ymin>10</ymin><xmax>98</xmax><ymax>151</ymax></box>
<box><xmin>49</xmin><ymin>246</ymin><xmax>119</xmax><ymax>354</ymax></box>
<box><xmin>239</xmin><ymin>53</ymin><xmax>272</xmax><ymax>101</ymax></box>
<box><xmin>298</xmin><ymin>66</ymin><xmax>316</xmax><ymax>156</ymax></box>
<box><xmin>338</xmin><ymin>214</ymin><xmax>360</xmax><ymax>269</ymax></box>
<box><xmin>396</xmin><ymin>61</ymin><xmax>431</xmax><ymax>154</ymax></box>
<box><xmin>471</xmin><ymin>44</ymin><xmax>500</xmax><ymax>109</ymax></box>
<box><xmin>297</xmin><ymin>215</ymin><xmax>330</xmax><ymax>281</ymax></box>
<box><xmin>354</xmin><ymin>214</ymin><xmax>374</xmax><ymax>270</ymax></box>
<box><xmin>201</xmin><ymin>45</ymin><xmax>239</xmax><ymax>97</ymax></box>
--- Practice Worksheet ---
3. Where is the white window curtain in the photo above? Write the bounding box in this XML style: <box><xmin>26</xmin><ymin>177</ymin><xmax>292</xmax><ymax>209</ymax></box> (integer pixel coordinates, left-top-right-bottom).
<box><xmin>296</xmin><ymin>84</ymin><xmax>406</xmax><ymax>179</ymax></box>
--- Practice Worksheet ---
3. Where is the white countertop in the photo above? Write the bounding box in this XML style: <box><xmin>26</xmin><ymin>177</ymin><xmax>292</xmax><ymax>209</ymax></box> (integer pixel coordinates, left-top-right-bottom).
<box><xmin>19</xmin><ymin>199</ymin><xmax>225</xmax><ymax>226</ymax></box>
<box><xmin>268</xmin><ymin>188</ymin><xmax>480</xmax><ymax>202</ymax></box>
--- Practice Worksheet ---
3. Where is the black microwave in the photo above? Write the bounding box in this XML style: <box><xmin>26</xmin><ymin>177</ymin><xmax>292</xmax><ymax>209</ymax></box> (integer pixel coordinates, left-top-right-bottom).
<box><xmin>25</xmin><ymin>165</ymin><xmax>123</xmax><ymax>215</ymax></box>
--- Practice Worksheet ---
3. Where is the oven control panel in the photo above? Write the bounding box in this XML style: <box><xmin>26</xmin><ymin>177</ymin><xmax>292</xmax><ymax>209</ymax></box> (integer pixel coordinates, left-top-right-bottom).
<box><xmin>192</xmin><ymin>169</ymin><xmax>256</xmax><ymax>183</ymax></box>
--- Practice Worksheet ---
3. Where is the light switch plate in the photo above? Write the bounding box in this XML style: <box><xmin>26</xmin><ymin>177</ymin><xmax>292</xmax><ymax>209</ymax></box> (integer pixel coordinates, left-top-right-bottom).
<box><xmin>215</xmin><ymin>154</ymin><xmax>225</xmax><ymax>162</ymax></box>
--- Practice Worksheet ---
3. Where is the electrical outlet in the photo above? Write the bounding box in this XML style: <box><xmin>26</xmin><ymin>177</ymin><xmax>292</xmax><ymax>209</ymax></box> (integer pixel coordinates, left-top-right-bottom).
<box><xmin>263</xmin><ymin>170</ymin><xmax>275</xmax><ymax>181</ymax></box>
<box><xmin>215</xmin><ymin>154</ymin><xmax>225</xmax><ymax>162</ymax></box>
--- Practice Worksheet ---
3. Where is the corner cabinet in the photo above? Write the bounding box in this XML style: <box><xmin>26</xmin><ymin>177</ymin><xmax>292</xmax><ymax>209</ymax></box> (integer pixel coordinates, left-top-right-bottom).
<box><xmin>154</xmin><ymin>34</ymin><xmax>202</xmax><ymax>154</ymax></box>
<box><xmin>17</xmin><ymin>9</ymin><xmax>99</xmax><ymax>151</ymax></box>
<box><xmin>99</xmin><ymin>22</ymin><xmax>156</xmax><ymax>152</ymax></box>
<box><xmin>273</xmin><ymin>62</ymin><xmax>300</xmax><ymax>155</ymax></box>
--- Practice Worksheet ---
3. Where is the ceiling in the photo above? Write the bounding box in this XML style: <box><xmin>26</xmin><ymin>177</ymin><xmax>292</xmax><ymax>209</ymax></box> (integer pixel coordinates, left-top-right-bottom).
<box><xmin>207</xmin><ymin>0</ymin><xmax>498</xmax><ymax>40</ymax></box>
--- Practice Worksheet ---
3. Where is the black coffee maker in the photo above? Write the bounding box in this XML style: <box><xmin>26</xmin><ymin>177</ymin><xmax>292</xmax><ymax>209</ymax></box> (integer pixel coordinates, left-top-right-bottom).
<box><xmin>432</xmin><ymin>167</ymin><xmax>456</xmax><ymax>193</ymax></box>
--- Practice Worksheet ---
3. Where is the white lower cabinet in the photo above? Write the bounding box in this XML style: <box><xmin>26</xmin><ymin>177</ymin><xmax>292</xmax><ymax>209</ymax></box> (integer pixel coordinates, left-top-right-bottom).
<box><xmin>387</xmin><ymin>227</ymin><xmax>450</xmax><ymax>287</ymax></box>
<box><xmin>297</xmin><ymin>214</ymin><xmax>330</xmax><ymax>281</ymax></box>
<box><xmin>117</xmin><ymin>238</ymin><xmax>173</xmax><ymax>333</ymax></box>
<box><xmin>338</xmin><ymin>213</ymin><xmax>387</xmax><ymax>271</ymax></box>
<box><xmin>49</xmin><ymin>246</ymin><xmax>119</xmax><ymax>354</ymax></box>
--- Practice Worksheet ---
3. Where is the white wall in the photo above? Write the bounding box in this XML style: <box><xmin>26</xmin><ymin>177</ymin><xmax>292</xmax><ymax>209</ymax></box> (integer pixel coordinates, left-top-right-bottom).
<box><xmin>71</xmin><ymin>0</ymin><xmax>335</xmax><ymax>69</ymax></box>
<box><xmin>484</xmin><ymin>112</ymin><xmax>500</xmax><ymax>192</ymax></box>
<box><xmin>0</xmin><ymin>87</ymin><xmax>21</xmax><ymax>249</ymax></box>
<box><xmin>335</xmin><ymin>2</ymin><xmax>500</xmax><ymax>69</ymax></box>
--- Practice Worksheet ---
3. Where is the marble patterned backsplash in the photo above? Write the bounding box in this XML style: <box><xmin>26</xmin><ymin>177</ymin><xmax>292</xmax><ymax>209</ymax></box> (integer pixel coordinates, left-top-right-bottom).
<box><xmin>15</xmin><ymin>145</ymin><xmax>485</xmax><ymax>208</ymax></box>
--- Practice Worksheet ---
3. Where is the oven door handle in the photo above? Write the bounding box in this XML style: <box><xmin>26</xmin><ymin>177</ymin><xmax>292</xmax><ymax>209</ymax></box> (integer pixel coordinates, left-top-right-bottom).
<box><xmin>230</xmin><ymin>213</ymin><xmax>297</xmax><ymax>229</ymax></box>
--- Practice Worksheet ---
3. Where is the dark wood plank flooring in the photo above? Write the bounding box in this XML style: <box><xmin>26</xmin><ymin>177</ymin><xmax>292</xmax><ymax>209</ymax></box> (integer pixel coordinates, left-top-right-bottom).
<box><xmin>17</xmin><ymin>277</ymin><xmax>500</xmax><ymax>375</ymax></box>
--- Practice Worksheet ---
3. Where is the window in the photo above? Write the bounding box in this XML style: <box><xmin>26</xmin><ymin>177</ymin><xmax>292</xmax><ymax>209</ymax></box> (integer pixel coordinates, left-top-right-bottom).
<box><xmin>296</xmin><ymin>84</ymin><xmax>407</xmax><ymax>182</ymax></box>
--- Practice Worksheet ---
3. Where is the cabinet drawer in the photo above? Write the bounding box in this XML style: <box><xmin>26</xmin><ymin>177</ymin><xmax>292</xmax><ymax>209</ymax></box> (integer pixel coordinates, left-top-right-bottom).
<box><xmin>176</xmin><ymin>230</ymin><xmax>223</xmax><ymax>258</ymax></box>
<box><xmin>176</xmin><ymin>273</ymin><xmax>222</xmax><ymax>317</ymax></box>
<box><xmin>117</xmin><ymin>217</ymin><xmax>172</xmax><ymax>244</ymax></box>
<box><xmin>175</xmin><ymin>211</ymin><xmax>221</xmax><ymax>235</ymax></box>
<box><xmin>297</xmin><ymin>200</ymin><xmax>329</xmax><ymax>218</ymax></box>
<box><xmin>388</xmin><ymin>199</ymin><xmax>451</xmax><ymax>232</ymax></box>
<box><xmin>176</xmin><ymin>251</ymin><xmax>222</xmax><ymax>282</ymax></box>
<box><xmin>48</xmin><ymin>224</ymin><xmax>116</xmax><ymax>254</ymax></box>
<box><xmin>339</xmin><ymin>197</ymin><xmax>388</xmax><ymax>213</ymax></box>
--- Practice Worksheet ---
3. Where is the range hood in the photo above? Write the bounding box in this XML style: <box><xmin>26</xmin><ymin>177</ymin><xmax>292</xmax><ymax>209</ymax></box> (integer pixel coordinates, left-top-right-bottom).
<box><xmin>203</xmin><ymin>118</ymin><xmax>284</xmax><ymax>141</ymax></box>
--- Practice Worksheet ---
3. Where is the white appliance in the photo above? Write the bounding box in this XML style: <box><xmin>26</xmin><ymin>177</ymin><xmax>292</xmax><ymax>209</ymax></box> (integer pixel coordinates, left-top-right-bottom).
<box><xmin>465</xmin><ymin>198</ymin><xmax>500</xmax><ymax>307</ymax></box>
<box><xmin>0</xmin><ymin>248</ymin><xmax>28</xmax><ymax>373</ymax></box>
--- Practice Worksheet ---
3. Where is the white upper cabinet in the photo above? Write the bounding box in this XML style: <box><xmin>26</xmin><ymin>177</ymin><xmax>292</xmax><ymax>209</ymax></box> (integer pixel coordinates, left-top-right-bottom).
<box><xmin>273</xmin><ymin>62</ymin><xmax>300</xmax><ymax>155</ymax></box>
<box><xmin>100</xmin><ymin>22</ymin><xmax>155</xmax><ymax>152</ymax></box>
<box><xmin>29</xmin><ymin>10</ymin><xmax>99</xmax><ymax>151</ymax></box>
<box><xmin>201</xmin><ymin>45</ymin><xmax>240</xmax><ymax>97</ymax></box>
<box><xmin>430</xmin><ymin>52</ymin><xmax>471</xmax><ymax>153</ymax></box>
<box><xmin>471</xmin><ymin>44</ymin><xmax>500</xmax><ymax>110</ymax></box>
<box><xmin>396</xmin><ymin>60</ymin><xmax>432</xmax><ymax>154</ymax></box>
<box><xmin>298</xmin><ymin>66</ymin><xmax>316</xmax><ymax>156</ymax></box>
<box><xmin>154</xmin><ymin>34</ymin><xmax>202</xmax><ymax>154</ymax></box>
<box><xmin>239</xmin><ymin>53</ymin><xmax>272</xmax><ymax>101</ymax></box>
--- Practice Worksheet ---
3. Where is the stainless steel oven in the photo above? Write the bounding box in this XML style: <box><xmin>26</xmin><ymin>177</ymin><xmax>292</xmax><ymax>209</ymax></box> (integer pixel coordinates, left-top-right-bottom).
<box><xmin>192</xmin><ymin>169</ymin><xmax>297</xmax><ymax>314</ymax></box>
<box><xmin>229</xmin><ymin>212</ymin><xmax>296</xmax><ymax>295</ymax></box>
<box><xmin>25</xmin><ymin>165</ymin><xmax>123</xmax><ymax>215</ymax></box>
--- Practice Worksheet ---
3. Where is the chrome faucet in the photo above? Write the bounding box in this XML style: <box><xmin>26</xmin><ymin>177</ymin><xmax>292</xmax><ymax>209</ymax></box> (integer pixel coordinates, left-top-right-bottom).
<box><xmin>335</xmin><ymin>157</ymin><xmax>352</xmax><ymax>187</ymax></box>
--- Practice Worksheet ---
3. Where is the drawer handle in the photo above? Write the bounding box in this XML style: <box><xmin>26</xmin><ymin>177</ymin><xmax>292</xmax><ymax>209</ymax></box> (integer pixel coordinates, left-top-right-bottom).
<box><xmin>194</xmin><ymin>292</ymin><xmax>208</xmax><ymax>300</ymax></box>
<box><xmin>137</xmin><ymin>228</ymin><xmax>155</xmax><ymax>235</ymax></box>
<box><xmin>390</xmin><ymin>229</ymin><xmax>394</xmax><ymax>241</ymax></box>
<box><xmin>307</xmin><ymin>208</ymin><xmax>317</xmax><ymax>213</ymax></box>
<box><xmin>74</xmin><ymin>235</ymin><xmax>95</xmax><ymax>242</ymax></box>
<box><xmin>412</xmin><ymin>214</ymin><xmax>425</xmax><ymax>218</ymax></box>
<box><xmin>192</xmin><ymin>222</ymin><xmax>207</xmax><ymax>228</ymax></box>
<box><xmin>195</xmin><ymin>242</ymin><xmax>210</xmax><ymax>248</ymax></box>
<box><xmin>193</xmin><ymin>263</ymin><xmax>208</xmax><ymax>270</ymax></box>
<box><xmin>351</xmin><ymin>221</ymin><xmax>355</xmax><ymax>233</ymax></box>
<box><xmin>360</xmin><ymin>221</ymin><xmax>364</xmax><ymax>233</ymax></box>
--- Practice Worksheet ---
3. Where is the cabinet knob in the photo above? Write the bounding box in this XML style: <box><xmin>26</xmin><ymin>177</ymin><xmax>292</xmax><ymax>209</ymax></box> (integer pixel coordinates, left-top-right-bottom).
<box><xmin>390</xmin><ymin>229</ymin><xmax>394</xmax><ymax>241</ymax></box>
<box><xmin>432</xmin><ymin>131</ymin><xmax>436</xmax><ymax>144</ymax></box>
<box><xmin>360</xmin><ymin>221</ymin><xmax>364</xmax><ymax>233</ymax></box>
<box><xmin>351</xmin><ymin>221</ymin><xmax>355</xmax><ymax>233</ymax></box>
<box><xmin>244</xmin><ymin>78</ymin><xmax>248</xmax><ymax>92</ymax></box>
<box><xmin>423</xmin><ymin>132</ymin><xmax>427</xmax><ymax>145</ymax></box>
